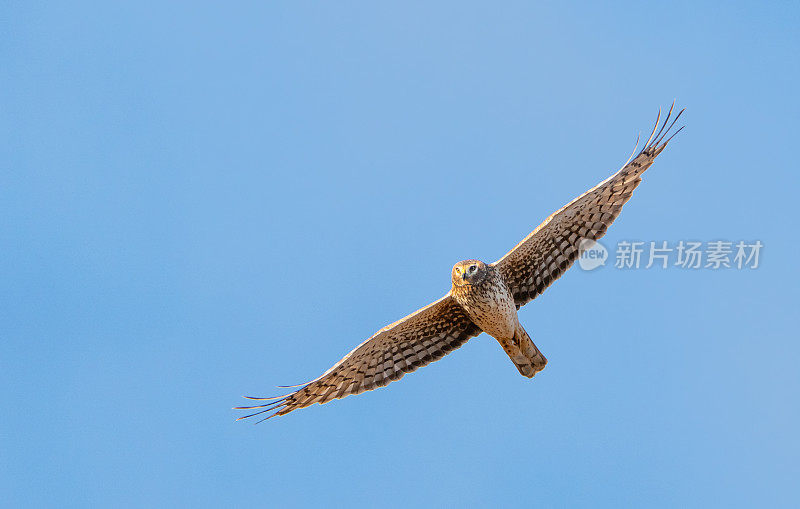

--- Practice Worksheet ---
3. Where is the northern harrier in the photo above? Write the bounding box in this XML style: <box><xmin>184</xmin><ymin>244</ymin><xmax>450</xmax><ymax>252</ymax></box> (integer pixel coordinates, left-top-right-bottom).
<box><xmin>236</xmin><ymin>105</ymin><xmax>684</xmax><ymax>422</ymax></box>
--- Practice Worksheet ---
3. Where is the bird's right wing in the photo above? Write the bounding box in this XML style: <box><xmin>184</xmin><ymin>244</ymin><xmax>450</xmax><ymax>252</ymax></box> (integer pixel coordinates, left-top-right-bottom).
<box><xmin>493</xmin><ymin>105</ymin><xmax>684</xmax><ymax>308</ymax></box>
<box><xmin>235</xmin><ymin>295</ymin><xmax>481</xmax><ymax>421</ymax></box>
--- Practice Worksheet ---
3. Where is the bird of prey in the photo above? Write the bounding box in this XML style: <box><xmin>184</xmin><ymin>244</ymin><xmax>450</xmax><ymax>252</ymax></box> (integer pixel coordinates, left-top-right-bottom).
<box><xmin>236</xmin><ymin>104</ymin><xmax>684</xmax><ymax>422</ymax></box>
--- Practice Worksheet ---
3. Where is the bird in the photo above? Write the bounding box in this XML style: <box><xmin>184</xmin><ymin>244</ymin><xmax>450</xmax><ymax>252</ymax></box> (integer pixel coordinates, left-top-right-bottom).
<box><xmin>236</xmin><ymin>104</ymin><xmax>684</xmax><ymax>422</ymax></box>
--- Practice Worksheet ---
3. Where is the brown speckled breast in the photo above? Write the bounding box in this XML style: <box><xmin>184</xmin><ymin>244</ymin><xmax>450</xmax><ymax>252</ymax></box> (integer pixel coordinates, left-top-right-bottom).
<box><xmin>451</xmin><ymin>267</ymin><xmax>518</xmax><ymax>340</ymax></box>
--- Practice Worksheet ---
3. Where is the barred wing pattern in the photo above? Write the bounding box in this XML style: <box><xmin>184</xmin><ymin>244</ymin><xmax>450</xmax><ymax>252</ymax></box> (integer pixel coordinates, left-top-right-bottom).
<box><xmin>235</xmin><ymin>296</ymin><xmax>481</xmax><ymax>422</ymax></box>
<box><xmin>493</xmin><ymin>106</ymin><xmax>684</xmax><ymax>308</ymax></box>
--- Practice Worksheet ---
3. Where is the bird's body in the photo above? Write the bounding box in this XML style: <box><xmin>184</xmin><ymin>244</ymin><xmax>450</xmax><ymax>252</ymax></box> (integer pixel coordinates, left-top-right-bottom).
<box><xmin>450</xmin><ymin>260</ymin><xmax>546</xmax><ymax>377</ymax></box>
<box><xmin>450</xmin><ymin>261</ymin><xmax>516</xmax><ymax>340</ymax></box>
<box><xmin>236</xmin><ymin>104</ymin><xmax>684</xmax><ymax>422</ymax></box>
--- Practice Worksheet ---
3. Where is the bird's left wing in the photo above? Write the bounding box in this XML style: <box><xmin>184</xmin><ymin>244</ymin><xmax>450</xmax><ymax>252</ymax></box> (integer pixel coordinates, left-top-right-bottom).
<box><xmin>235</xmin><ymin>295</ymin><xmax>481</xmax><ymax>421</ymax></box>
<box><xmin>493</xmin><ymin>105</ymin><xmax>684</xmax><ymax>308</ymax></box>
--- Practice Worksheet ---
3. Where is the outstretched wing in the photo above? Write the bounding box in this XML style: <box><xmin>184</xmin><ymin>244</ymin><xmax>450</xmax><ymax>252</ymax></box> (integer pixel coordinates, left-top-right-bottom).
<box><xmin>493</xmin><ymin>104</ymin><xmax>684</xmax><ymax>308</ymax></box>
<box><xmin>235</xmin><ymin>295</ymin><xmax>481</xmax><ymax>421</ymax></box>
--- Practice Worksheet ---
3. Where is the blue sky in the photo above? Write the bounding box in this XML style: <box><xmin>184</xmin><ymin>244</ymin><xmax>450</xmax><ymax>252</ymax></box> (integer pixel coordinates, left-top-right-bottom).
<box><xmin>2</xmin><ymin>2</ymin><xmax>798</xmax><ymax>507</ymax></box>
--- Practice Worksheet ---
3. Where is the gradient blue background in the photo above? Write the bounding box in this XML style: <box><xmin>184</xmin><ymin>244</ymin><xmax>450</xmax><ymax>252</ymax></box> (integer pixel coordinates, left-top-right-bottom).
<box><xmin>3</xmin><ymin>2</ymin><xmax>798</xmax><ymax>507</ymax></box>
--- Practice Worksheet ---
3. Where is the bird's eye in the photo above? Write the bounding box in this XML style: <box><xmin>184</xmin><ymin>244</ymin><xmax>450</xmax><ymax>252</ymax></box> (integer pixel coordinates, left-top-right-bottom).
<box><xmin>469</xmin><ymin>265</ymin><xmax>476</xmax><ymax>272</ymax></box>
<box><xmin>455</xmin><ymin>267</ymin><xmax>461</xmax><ymax>274</ymax></box>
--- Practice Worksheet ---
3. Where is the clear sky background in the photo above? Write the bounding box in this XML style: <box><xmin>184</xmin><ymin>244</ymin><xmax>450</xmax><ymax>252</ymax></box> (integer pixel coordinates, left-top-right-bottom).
<box><xmin>2</xmin><ymin>2</ymin><xmax>799</xmax><ymax>507</ymax></box>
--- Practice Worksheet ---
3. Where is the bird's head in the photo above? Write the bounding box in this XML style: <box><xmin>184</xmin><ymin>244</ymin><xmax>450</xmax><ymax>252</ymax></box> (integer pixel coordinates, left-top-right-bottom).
<box><xmin>451</xmin><ymin>259</ymin><xmax>488</xmax><ymax>287</ymax></box>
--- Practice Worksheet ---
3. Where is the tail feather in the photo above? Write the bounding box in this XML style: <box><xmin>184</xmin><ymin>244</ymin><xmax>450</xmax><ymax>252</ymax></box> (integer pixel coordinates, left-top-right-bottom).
<box><xmin>499</xmin><ymin>324</ymin><xmax>547</xmax><ymax>378</ymax></box>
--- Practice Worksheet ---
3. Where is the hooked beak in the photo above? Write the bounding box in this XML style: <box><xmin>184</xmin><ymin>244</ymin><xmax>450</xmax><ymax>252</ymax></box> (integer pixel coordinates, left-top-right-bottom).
<box><xmin>461</xmin><ymin>272</ymin><xmax>468</xmax><ymax>281</ymax></box>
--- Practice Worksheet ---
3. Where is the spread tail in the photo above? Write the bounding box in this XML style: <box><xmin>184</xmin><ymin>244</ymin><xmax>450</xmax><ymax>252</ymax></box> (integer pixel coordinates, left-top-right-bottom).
<box><xmin>498</xmin><ymin>324</ymin><xmax>547</xmax><ymax>378</ymax></box>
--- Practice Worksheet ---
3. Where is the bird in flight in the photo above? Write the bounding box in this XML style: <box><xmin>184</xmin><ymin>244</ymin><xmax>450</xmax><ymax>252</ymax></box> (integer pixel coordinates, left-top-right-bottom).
<box><xmin>236</xmin><ymin>104</ymin><xmax>684</xmax><ymax>422</ymax></box>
